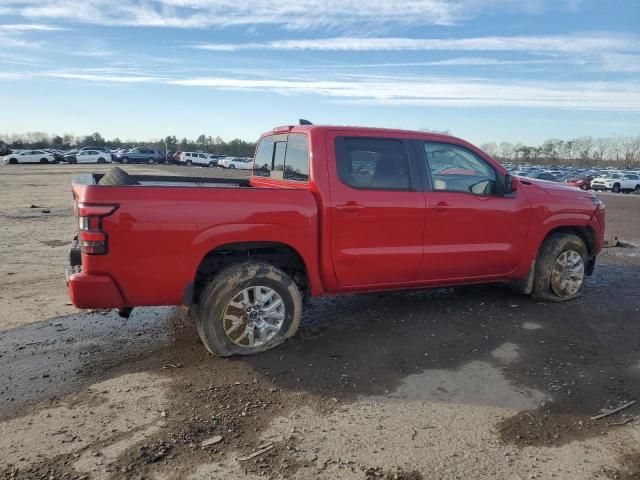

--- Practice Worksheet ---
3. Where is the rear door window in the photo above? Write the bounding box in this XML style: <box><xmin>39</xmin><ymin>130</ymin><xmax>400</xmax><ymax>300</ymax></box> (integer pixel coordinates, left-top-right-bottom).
<box><xmin>335</xmin><ymin>137</ymin><xmax>411</xmax><ymax>190</ymax></box>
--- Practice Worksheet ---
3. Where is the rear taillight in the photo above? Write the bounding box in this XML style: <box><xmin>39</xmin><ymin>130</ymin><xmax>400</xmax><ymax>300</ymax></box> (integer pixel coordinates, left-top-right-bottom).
<box><xmin>77</xmin><ymin>203</ymin><xmax>118</xmax><ymax>255</ymax></box>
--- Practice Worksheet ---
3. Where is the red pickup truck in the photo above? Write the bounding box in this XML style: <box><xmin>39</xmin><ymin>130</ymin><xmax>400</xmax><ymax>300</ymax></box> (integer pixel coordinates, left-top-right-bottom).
<box><xmin>67</xmin><ymin>124</ymin><xmax>605</xmax><ymax>356</ymax></box>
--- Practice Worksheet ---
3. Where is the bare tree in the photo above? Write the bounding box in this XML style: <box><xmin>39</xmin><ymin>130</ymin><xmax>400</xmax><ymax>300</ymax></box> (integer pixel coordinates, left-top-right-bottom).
<box><xmin>593</xmin><ymin>137</ymin><xmax>611</xmax><ymax>163</ymax></box>
<box><xmin>480</xmin><ymin>142</ymin><xmax>498</xmax><ymax>157</ymax></box>
<box><xmin>574</xmin><ymin>136</ymin><xmax>594</xmax><ymax>164</ymax></box>
<box><xmin>498</xmin><ymin>142</ymin><xmax>515</xmax><ymax>161</ymax></box>
<box><xmin>622</xmin><ymin>134</ymin><xmax>640</xmax><ymax>168</ymax></box>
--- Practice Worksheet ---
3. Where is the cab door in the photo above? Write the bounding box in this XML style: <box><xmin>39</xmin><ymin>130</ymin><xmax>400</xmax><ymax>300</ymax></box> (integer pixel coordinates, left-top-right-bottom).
<box><xmin>327</xmin><ymin>133</ymin><xmax>426</xmax><ymax>287</ymax></box>
<box><xmin>419</xmin><ymin>141</ymin><xmax>530</xmax><ymax>280</ymax></box>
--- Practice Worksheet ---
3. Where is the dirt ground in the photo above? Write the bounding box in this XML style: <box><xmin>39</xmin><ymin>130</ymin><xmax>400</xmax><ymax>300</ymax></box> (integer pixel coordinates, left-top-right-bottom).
<box><xmin>1</xmin><ymin>163</ymin><xmax>639</xmax><ymax>480</ymax></box>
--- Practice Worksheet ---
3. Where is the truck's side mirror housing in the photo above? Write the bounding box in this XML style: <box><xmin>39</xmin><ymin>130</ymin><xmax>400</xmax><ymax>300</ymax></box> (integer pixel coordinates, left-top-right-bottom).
<box><xmin>504</xmin><ymin>174</ymin><xmax>518</xmax><ymax>194</ymax></box>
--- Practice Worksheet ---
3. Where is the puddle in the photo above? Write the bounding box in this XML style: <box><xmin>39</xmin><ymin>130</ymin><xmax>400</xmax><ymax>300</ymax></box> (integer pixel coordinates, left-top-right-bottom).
<box><xmin>491</xmin><ymin>342</ymin><xmax>520</xmax><ymax>364</ymax></box>
<box><xmin>0</xmin><ymin>307</ymin><xmax>177</xmax><ymax>418</ymax></box>
<box><xmin>371</xmin><ymin>360</ymin><xmax>547</xmax><ymax>410</ymax></box>
<box><xmin>521</xmin><ymin>321</ymin><xmax>543</xmax><ymax>331</ymax></box>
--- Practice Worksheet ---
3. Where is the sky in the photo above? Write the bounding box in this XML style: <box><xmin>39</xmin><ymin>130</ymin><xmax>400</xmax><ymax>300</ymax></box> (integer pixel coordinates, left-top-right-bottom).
<box><xmin>0</xmin><ymin>0</ymin><xmax>639</xmax><ymax>145</ymax></box>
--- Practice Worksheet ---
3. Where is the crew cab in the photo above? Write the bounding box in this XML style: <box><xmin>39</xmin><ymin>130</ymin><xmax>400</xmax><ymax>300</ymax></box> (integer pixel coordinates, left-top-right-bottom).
<box><xmin>66</xmin><ymin>124</ymin><xmax>605</xmax><ymax>356</ymax></box>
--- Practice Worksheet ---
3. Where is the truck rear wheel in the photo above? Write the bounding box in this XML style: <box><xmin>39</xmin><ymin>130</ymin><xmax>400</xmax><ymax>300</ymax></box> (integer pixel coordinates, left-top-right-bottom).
<box><xmin>531</xmin><ymin>233</ymin><xmax>588</xmax><ymax>303</ymax></box>
<box><xmin>196</xmin><ymin>262</ymin><xmax>302</xmax><ymax>357</ymax></box>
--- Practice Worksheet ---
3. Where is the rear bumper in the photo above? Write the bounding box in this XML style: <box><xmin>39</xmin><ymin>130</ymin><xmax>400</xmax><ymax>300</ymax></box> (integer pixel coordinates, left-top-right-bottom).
<box><xmin>66</xmin><ymin>238</ymin><xmax>125</xmax><ymax>309</ymax></box>
<box><xmin>66</xmin><ymin>268</ymin><xmax>126</xmax><ymax>309</ymax></box>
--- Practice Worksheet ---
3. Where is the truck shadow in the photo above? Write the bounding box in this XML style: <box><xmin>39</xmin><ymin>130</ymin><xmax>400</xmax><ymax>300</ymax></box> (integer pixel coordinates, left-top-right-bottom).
<box><xmin>241</xmin><ymin>259</ymin><xmax>640</xmax><ymax>445</ymax></box>
<box><xmin>1</xmin><ymin>260</ymin><xmax>638</xmax><ymax>450</ymax></box>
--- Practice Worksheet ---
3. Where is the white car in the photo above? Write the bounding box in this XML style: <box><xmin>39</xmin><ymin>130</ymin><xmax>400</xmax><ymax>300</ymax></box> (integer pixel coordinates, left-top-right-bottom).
<box><xmin>180</xmin><ymin>152</ymin><xmax>216</xmax><ymax>167</ymax></box>
<box><xmin>591</xmin><ymin>173</ymin><xmax>640</xmax><ymax>193</ymax></box>
<box><xmin>74</xmin><ymin>150</ymin><xmax>112</xmax><ymax>164</ymax></box>
<box><xmin>3</xmin><ymin>149</ymin><xmax>55</xmax><ymax>164</ymax></box>
<box><xmin>218</xmin><ymin>156</ymin><xmax>253</xmax><ymax>170</ymax></box>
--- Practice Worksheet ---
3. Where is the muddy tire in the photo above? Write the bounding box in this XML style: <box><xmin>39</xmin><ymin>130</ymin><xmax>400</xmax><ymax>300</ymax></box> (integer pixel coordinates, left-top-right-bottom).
<box><xmin>97</xmin><ymin>166</ymin><xmax>139</xmax><ymax>186</ymax></box>
<box><xmin>531</xmin><ymin>233</ymin><xmax>588</xmax><ymax>303</ymax></box>
<box><xmin>196</xmin><ymin>262</ymin><xmax>302</xmax><ymax>357</ymax></box>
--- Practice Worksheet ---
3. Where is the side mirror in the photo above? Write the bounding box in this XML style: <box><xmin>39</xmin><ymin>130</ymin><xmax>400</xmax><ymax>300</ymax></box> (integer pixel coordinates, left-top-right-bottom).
<box><xmin>504</xmin><ymin>174</ymin><xmax>519</xmax><ymax>194</ymax></box>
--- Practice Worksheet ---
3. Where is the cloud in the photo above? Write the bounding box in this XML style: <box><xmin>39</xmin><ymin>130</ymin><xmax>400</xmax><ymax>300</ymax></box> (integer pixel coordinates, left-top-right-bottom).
<box><xmin>45</xmin><ymin>72</ymin><xmax>157</xmax><ymax>83</ymax></box>
<box><xmin>4</xmin><ymin>66</ymin><xmax>638</xmax><ymax>112</ymax></box>
<box><xmin>2</xmin><ymin>0</ymin><xmax>463</xmax><ymax>28</ymax></box>
<box><xmin>0</xmin><ymin>23</ymin><xmax>68</xmax><ymax>31</ymax></box>
<box><xmin>0</xmin><ymin>23</ymin><xmax>67</xmax><ymax>49</ymax></box>
<box><xmin>166</xmin><ymin>75</ymin><xmax>640</xmax><ymax>111</ymax></box>
<box><xmin>192</xmin><ymin>34</ymin><xmax>636</xmax><ymax>54</ymax></box>
<box><xmin>2</xmin><ymin>0</ymin><xmax>585</xmax><ymax>30</ymax></box>
<box><xmin>308</xmin><ymin>57</ymin><xmax>561</xmax><ymax>69</ymax></box>
<box><xmin>599</xmin><ymin>53</ymin><xmax>640</xmax><ymax>73</ymax></box>
<box><xmin>0</xmin><ymin>33</ymin><xmax>40</xmax><ymax>48</ymax></box>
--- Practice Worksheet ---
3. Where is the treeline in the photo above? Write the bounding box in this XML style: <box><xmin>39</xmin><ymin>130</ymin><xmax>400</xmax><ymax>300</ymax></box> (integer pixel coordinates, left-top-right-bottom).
<box><xmin>3</xmin><ymin>131</ymin><xmax>640</xmax><ymax>168</ymax></box>
<box><xmin>480</xmin><ymin>134</ymin><xmax>640</xmax><ymax>168</ymax></box>
<box><xmin>0</xmin><ymin>132</ymin><xmax>257</xmax><ymax>157</ymax></box>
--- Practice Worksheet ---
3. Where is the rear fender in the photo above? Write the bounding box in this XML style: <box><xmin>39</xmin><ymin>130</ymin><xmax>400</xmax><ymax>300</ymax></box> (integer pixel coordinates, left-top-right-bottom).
<box><xmin>190</xmin><ymin>223</ymin><xmax>323</xmax><ymax>295</ymax></box>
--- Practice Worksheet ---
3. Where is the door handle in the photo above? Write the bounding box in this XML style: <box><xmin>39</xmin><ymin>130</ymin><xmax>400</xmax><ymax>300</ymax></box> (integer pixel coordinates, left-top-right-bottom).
<box><xmin>336</xmin><ymin>202</ymin><xmax>364</xmax><ymax>213</ymax></box>
<box><xmin>434</xmin><ymin>201</ymin><xmax>450</xmax><ymax>212</ymax></box>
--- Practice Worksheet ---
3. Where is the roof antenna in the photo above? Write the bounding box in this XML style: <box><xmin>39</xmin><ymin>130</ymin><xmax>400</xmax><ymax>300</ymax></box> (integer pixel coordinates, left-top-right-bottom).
<box><xmin>299</xmin><ymin>119</ymin><xmax>313</xmax><ymax>125</ymax></box>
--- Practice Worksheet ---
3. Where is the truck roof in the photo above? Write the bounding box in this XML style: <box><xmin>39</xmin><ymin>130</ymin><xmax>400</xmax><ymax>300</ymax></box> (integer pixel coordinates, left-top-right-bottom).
<box><xmin>265</xmin><ymin>124</ymin><xmax>465</xmax><ymax>144</ymax></box>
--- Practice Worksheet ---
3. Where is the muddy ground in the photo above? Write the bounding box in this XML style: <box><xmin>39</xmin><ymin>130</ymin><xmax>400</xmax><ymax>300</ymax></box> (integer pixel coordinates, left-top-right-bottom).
<box><xmin>0</xmin><ymin>163</ymin><xmax>639</xmax><ymax>480</ymax></box>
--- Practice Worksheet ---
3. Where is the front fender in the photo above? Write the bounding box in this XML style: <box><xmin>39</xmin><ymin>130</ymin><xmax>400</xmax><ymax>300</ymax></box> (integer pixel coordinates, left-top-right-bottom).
<box><xmin>512</xmin><ymin>211</ymin><xmax>594</xmax><ymax>279</ymax></box>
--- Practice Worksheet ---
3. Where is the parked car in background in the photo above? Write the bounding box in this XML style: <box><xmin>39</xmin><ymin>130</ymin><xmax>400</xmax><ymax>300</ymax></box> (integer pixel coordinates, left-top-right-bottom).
<box><xmin>591</xmin><ymin>173</ymin><xmax>640</xmax><ymax>193</ymax></box>
<box><xmin>45</xmin><ymin>149</ymin><xmax>65</xmax><ymax>163</ymax></box>
<box><xmin>180</xmin><ymin>152</ymin><xmax>218</xmax><ymax>167</ymax></box>
<box><xmin>170</xmin><ymin>151</ymin><xmax>182</xmax><ymax>164</ymax></box>
<box><xmin>3</xmin><ymin>149</ymin><xmax>55</xmax><ymax>164</ymax></box>
<box><xmin>565</xmin><ymin>176</ymin><xmax>593</xmax><ymax>190</ymax></box>
<box><xmin>218</xmin><ymin>156</ymin><xmax>253</xmax><ymax>169</ymax></box>
<box><xmin>71</xmin><ymin>150</ymin><xmax>112</xmax><ymax>164</ymax></box>
<box><xmin>114</xmin><ymin>148</ymin><xmax>163</xmax><ymax>164</ymax></box>
<box><xmin>207</xmin><ymin>154</ymin><xmax>225</xmax><ymax>167</ymax></box>
<box><xmin>529</xmin><ymin>171</ymin><xmax>559</xmax><ymax>182</ymax></box>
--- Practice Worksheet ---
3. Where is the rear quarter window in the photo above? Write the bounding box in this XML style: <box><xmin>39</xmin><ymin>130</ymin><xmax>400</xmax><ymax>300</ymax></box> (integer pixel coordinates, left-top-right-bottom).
<box><xmin>253</xmin><ymin>133</ymin><xmax>309</xmax><ymax>182</ymax></box>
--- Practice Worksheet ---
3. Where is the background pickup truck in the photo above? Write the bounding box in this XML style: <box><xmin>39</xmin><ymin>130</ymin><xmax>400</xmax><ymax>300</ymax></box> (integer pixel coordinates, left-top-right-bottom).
<box><xmin>67</xmin><ymin>124</ymin><xmax>605</xmax><ymax>356</ymax></box>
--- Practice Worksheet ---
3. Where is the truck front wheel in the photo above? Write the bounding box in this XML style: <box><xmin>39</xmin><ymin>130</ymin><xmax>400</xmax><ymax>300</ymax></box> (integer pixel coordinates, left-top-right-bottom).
<box><xmin>531</xmin><ymin>233</ymin><xmax>588</xmax><ymax>302</ymax></box>
<box><xmin>196</xmin><ymin>262</ymin><xmax>302</xmax><ymax>356</ymax></box>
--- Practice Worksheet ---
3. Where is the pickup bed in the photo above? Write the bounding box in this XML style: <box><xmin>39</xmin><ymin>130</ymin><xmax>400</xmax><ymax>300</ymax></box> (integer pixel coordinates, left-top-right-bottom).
<box><xmin>67</xmin><ymin>124</ymin><xmax>605</xmax><ymax>356</ymax></box>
